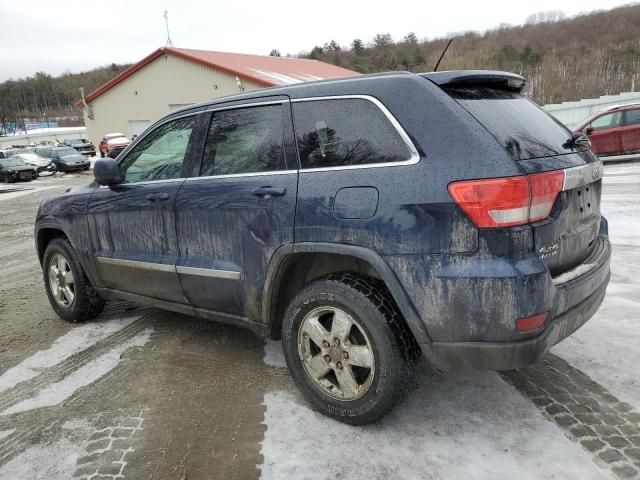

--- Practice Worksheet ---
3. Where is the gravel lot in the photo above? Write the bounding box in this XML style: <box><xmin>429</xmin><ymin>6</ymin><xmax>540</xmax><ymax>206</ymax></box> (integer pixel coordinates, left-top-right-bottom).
<box><xmin>0</xmin><ymin>162</ymin><xmax>638</xmax><ymax>479</ymax></box>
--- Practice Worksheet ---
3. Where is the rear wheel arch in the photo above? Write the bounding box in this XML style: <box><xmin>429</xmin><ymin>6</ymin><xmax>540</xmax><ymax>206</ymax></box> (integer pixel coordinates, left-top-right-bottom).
<box><xmin>262</xmin><ymin>243</ymin><xmax>432</xmax><ymax>347</ymax></box>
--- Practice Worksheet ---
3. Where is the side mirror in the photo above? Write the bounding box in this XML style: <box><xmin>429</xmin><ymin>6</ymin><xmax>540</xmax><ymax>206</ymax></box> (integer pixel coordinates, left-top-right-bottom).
<box><xmin>585</xmin><ymin>127</ymin><xmax>594</xmax><ymax>135</ymax></box>
<box><xmin>94</xmin><ymin>158</ymin><xmax>123</xmax><ymax>186</ymax></box>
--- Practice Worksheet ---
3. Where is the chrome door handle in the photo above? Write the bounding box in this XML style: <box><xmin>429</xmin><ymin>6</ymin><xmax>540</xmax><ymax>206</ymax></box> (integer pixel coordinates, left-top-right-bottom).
<box><xmin>251</xmin><ymin>186</ymin><xmax>287</xmax><ymax>199</ymax></box>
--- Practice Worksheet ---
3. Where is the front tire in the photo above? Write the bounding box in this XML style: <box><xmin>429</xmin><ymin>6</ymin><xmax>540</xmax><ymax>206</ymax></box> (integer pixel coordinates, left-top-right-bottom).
<box><xmin>43</xmin><ymin>238</ymin><xmax>105</xmax><ymax>322</ymax></box>
<box><xmin>282</xmin><ymin>273</ymin><xmax>418</xmax><ymax>425</ymax></box>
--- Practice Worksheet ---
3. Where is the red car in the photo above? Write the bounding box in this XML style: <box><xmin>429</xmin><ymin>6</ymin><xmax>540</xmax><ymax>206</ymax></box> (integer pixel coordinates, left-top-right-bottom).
<box><xmin>99</xmin><ymin>133</ymin><xmax>130</xmax><ymax>158</ymax></box>
<box><xmin>574</xmin><ymin>103</ymin><xmax>640</xmax><ymax>159</ymax></box>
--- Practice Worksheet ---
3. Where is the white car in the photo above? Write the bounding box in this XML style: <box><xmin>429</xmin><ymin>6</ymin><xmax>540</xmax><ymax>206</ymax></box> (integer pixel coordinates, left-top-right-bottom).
<box><xmin>12</xmin><ymin>153</ymin><xmax>56</xmax><ymax>176</ymax></box>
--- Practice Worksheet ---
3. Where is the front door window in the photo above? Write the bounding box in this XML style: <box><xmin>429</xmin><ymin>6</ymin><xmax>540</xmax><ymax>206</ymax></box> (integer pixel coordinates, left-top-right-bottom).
<box><xmin>119</xmin><ymin>116</ymin><xmax>195</xmax><ymax>183</ymax></box>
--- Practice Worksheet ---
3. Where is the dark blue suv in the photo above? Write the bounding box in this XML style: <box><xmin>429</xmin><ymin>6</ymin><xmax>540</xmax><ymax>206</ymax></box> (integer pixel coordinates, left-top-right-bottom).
<box><xmin>35</xmin><ymin>71</ymin><xmax>611</xmax><ymax>424</ymax></box>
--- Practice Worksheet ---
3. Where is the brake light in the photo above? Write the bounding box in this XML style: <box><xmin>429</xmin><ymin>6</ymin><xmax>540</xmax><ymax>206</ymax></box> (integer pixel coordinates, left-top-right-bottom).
<box><xmin>448</xmin><ymin>170</ymin><xmax>565</xmax><ymax>228</ymax></box>
<box><xmin>516</xmin><ymin>312</ymin><xmax>548</xmax><ymax>332</ymax></box>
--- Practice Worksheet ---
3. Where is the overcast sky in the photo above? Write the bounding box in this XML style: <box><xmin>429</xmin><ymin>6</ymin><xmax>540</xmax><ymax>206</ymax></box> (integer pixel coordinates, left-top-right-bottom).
<box><xmin>0</xmin><ymin>0</ymin><xmax>631</xmax><ymax>82</ymax></box>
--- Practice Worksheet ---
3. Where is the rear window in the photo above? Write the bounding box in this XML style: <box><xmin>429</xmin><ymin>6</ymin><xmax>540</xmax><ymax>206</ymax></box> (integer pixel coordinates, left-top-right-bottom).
<box><xmin>447</xmin><ymin>87</ymin><xmax>583</xmax><ymax>160</ymax></box>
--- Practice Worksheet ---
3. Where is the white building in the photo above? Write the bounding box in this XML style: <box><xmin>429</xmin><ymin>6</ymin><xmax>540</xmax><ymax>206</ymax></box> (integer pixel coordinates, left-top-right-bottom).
<box><xmin>76</xmin><ymin>47</ymin><xmax>358</xmax><ymax>146</ymax></box>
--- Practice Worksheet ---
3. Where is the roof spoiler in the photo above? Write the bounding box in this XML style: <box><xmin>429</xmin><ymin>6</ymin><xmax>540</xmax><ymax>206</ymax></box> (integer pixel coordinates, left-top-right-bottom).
<box><xmin>420</xmin><ymin>70</ymin><xmax>526</xmax><ymax>91</ymax></box>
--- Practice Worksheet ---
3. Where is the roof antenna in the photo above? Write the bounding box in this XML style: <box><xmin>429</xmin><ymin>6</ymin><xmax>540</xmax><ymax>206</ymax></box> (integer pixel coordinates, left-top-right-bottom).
<box><xmin>163</xmin><ymin>10</ymin><xmax>174</xmax><ymax>47</ymax></box>
<box><xmin>433</xmin><ymin>38</ymin><xmax>453</xmax><ymax>72</ymax></box>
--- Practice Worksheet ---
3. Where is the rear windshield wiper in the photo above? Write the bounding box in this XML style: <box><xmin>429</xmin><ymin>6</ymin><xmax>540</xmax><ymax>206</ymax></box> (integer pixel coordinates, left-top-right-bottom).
<box><xmin>562</xmin><ymin>131</ymin><xmax>590</xmax><ymax>150</ymax></box>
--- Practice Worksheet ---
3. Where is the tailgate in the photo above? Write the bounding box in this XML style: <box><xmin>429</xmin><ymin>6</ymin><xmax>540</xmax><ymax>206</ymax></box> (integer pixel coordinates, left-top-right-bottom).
<box><xmin>436</xmin><ymin>76</ymin><xmax>604</xmax><ymax>276</ymax></box>
<box><xmin>523</xmin><ymin>158</ymin><xmax>603</xmax><ymax>274</ymax></box>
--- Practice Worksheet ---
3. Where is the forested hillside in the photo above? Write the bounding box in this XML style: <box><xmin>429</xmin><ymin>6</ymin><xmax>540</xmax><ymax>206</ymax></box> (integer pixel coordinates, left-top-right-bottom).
<box><xmin>302</xmin><ymin>4</ymin><xmax>640</xmax><ymax>105</ymax></box>
<box><xmin>0</xmin><ymin>63</ymin><xmax>130</xmax><ymax>132</ymax></box>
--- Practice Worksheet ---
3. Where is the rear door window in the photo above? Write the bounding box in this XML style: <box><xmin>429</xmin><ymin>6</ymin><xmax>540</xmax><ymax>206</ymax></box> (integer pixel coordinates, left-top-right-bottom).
<box><xmin>591</xmin><ymin>112</ymin><xmax>622</xmax><ymax>130</ymax></box>
<box><xmin>292</xmin><ymin>98</ymin><xmax>412</xmax><ymax>169</ymax></box>
<box><xmin>446</xmin><ymin>87</ymin><xmax>583</xmax><ymax>161</ymax></box>
<box><xmin>201</xmin><ymin>104</ymin><xmax>285</xmax><ymax>176</ymax></box>
<box><xmin>623</xmin><ymin>109</ymin><xmax>640</xmax><ymax>126</ymax></box>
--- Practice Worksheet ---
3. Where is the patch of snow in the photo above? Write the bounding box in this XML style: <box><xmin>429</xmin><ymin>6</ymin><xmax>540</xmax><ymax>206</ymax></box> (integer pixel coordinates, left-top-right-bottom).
<box><xmin>2</xmin><ymin>328</ymin><xmax>152</xmax><ymax>415</ymax></box>
<box><xmin>0</xmin><ymin>185</ymin><xmax>61</xmax><ymax>202</ymax></box>
<box><xmin>0</xmin><ymin>429</ymin><xmax>15</xmax><ymax>441</ymax></box>
<box><xmin>552</xmin><ymin>262</ymin><xmax>597</xmax><ymax>284</ymax></box>
<box><xmin>263</xmin><ymin>339</ymin><xmax>286</xmax><ymax>368</ymax></box>
<box><xmin>0</xmin><ymin>437</ymin><xmax>86</xmax><ymax>480</ymax></box>
<box><xmin>0</xmin><ymin>317</ymin><xmax>139</xmax><ymax>392</ymax></box>
<box><xmin>260</xmin><ymin>370</ymin><xmax>607</xmax><ymax>480</ymax></box>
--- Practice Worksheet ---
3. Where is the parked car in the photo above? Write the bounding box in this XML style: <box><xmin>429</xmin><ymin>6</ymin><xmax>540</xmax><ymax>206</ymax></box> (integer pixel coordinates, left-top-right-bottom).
<box><xmin>63</xmin><ymin>138</ymin><xmax>96</xmax><ymax>157</ymax></box>
<box><xmin>12</xmin><ymin>152</ymin><xmax>56</xmax><ymax>176</ymax></box>
<box><xmin>35</xmin><ymin>146</ymin><xmax>91</xmax><ymax>172</ymax></box>
<box><xmin>0</xmin><ymin>157</ymin><xmax>38</xmax><ymax>182</ymax></box>
<box><xmin>574</xmin><ymin>102</ymin><xmax>640</xmax><ymax>158</ymax></box>
<box><xmin>99</xmin><ymin>133</ymin><xmax>130</xmax><ymax>158</ymax></box>
<box><xmin>35</xmin><ymin>71</ymin><xmax>610</xmax><ymax>425</ymax></box>
<box><xmin>0</xmin><ymin>148</ymin><xmax>16</xmax><ymax>159</ymax></box>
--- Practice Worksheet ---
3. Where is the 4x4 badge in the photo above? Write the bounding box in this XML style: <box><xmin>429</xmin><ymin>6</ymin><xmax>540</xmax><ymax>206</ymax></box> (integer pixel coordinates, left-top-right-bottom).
<box><xmin>539</xmin><ymin>243</ymin><xmax>560</xmax><ymax>259</ymax></box>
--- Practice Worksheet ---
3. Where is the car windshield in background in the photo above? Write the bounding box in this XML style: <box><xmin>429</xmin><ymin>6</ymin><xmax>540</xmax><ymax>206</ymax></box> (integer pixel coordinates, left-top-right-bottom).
<box><xmin>446</xmin><ymin>86</ymin><xmax>585</xmax><ymax>160</ymax></box>
<box><xmin>0</xmin><ymin>158</ymin><xmax>27</xmax><ymax>167</ymax></box>
<box><xmin>55</xmin><ymin>147</ymin><xmax>79</xmax><ymax>157</ymax></box>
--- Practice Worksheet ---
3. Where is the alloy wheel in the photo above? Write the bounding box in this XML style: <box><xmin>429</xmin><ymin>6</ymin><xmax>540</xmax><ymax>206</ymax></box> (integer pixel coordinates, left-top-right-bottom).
<box><xmin>297</xmin><ymin>306</ymin><xmax>375</xmax><ymax>401</ymax></box>
<box><xmin>48</xmin><ymin>253</ymin><xmax>75</xmax><ymax>308</ymax></box>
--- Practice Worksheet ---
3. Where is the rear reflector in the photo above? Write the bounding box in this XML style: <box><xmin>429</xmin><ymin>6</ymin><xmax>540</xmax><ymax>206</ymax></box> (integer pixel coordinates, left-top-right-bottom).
<box><xmin>516</xmin><ymin>312</ymin><xmax>548</xmax><ymax>332</ymax></box>
<box><xmin>448</xmin><ymin>170</ymin><xmax>565</xmax><ymax>228</ymax></box>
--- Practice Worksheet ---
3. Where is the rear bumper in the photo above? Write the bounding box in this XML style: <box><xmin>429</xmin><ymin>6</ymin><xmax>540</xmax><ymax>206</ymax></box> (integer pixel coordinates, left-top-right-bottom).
<box><xmin>385</xmin><ymin>222</ymin><xmax>611</xmax><ymax>372</ymax></box>
<box><xmin>423</xmin><ymin>278</ymin><xmax>608</xmax><ymax>371</ymax></box>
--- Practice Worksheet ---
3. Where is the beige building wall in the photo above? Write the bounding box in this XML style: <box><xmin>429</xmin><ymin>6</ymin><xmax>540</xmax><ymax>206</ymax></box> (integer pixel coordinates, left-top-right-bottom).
<box><xmin>82</xmin><ymin>54</ymin><xmax>265</xmax><ymax>146</ymax></box>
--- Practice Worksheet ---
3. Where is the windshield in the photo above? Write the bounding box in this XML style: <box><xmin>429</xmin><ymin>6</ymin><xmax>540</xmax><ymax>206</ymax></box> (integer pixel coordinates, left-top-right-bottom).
<box><xmin>55</xmin><ymin>147</ymin><xmax>79</xmax><ymax>157</ymax></box>
<box><xmin>0</xmin><ymin>158</ymin><xmax>26</xmax><ymax>167</ymax></box>
<box><xmin>446</xmin><ymin>86</ymin><xmax>586</xmax><ymax>160</ymax></box>
<box><xmin>68</xmin><ymin>139</ymin><xmax>86</xmax><ymax>143</ymax></box>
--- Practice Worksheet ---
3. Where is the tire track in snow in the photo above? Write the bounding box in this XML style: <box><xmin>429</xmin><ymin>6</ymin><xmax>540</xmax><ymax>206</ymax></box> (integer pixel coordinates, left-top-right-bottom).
<box><xmin>0</xmin><ymin>422</ymin><xmax>57</xmax><ymax>466</ymax></box>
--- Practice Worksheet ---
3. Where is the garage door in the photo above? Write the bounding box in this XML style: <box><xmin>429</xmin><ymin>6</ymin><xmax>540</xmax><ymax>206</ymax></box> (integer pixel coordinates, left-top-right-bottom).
<box><xmin>128</xmin><ymin>120</ymin><xmax>151</xmax><ymax>139</ymax></box>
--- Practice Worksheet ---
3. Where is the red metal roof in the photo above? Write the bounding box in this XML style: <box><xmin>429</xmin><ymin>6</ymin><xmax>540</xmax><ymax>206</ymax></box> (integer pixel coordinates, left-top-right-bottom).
<box><xmin>77</xmin><ymin>47</ymin><xmax>359</xmax><ymax>106</ymax></box>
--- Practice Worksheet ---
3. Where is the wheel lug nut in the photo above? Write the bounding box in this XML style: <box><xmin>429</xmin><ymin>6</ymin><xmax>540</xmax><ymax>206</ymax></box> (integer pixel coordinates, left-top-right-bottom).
<box><xmin>342</xmin><ymin>351</ymin><xmax>349</xmax><ymax>359</ymax></box>
<box><xmin>324</xmin><ymin>355</ymin><xmax>331</xmax><ymax>363</ymax></box>
<box><xmin>334</xmin><ymin>338</ymin><xmax>340</xmax><ymax>346</ymax></box>
<box><xmin>336</xmin><ymin>362</ymin><xmax>343</xmax><ymax>369</ymax></box>
<box><xmin>322</xmin><ymin>340</ymin><xmax>330</xmax><ymax>348</ymax></box>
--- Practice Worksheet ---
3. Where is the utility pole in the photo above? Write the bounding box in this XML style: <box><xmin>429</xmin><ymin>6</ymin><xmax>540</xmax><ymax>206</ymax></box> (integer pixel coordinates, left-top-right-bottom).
<box><xmin>164</xmin><ymin>10</ymin><xmax>174</xmax><ymax>48</ymax></box>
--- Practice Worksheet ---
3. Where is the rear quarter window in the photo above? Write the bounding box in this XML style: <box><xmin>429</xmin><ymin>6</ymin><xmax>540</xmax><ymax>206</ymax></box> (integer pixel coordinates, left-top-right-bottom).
<box><xmin>447</xmin><ymin>87</ymin><xmax>582</xmax><ymax>161</ymax></box>
<box><xmin>292</xmin><ymin>98</ymin><xmax>412</xmax><ymax>169</ymax></box>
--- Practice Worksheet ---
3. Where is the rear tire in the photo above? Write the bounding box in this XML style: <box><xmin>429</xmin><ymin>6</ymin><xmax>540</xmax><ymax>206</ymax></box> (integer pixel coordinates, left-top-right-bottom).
<box><xmin>43</xmin><ymin>238</ymin><xmax>105</xmax><ymax>322</ymax></box>
<box><xmin>282</xmin><ymin>273</ymin><xmax>418</xmax><ymax>425</ymax></box>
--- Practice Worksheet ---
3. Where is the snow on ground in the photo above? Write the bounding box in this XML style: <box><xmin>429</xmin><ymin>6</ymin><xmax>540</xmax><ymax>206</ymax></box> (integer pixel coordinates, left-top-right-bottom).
<box><xmin>260</xmin><ymin>366</ymin><xmax>608</xmax><ymax>480</ymax></box>
<box><xmin>0</xmin><ymin>317</ymin><xmax>139</xmax><ymax>392</ymax></box>
<box><xmin>0</xmin><ymin>419</ymin><xmax>93</xmax><ymax>480</ymax></box>
<box><xmin>552</xmin><ymin>161</ymin><xmax>640</xmax><ymax>410</ymax></box>
<box><xmin>2</xmin><ymin>329</ymin><xmax>153</xmax><ymax>415</ymax></box>
<box><xmin>0</xmin><ymin>437</ymin><xmax>88</xmax><ymax>479</ymax></box>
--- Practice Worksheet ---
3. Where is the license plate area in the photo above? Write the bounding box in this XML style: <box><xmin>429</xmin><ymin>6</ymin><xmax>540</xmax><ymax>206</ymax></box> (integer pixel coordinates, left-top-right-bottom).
<box><xmin>19</xmin><ymin>171</ymin><xmax>31</xmax><ymax>179</ymax></box>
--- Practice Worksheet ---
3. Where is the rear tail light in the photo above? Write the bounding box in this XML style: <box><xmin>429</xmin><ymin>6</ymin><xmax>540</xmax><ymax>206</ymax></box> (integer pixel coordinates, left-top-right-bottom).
<box><xmin>516</xmin><ymin>312</ymin><xmax>548</xmax><ymax>332</ymax></box>
<box><xmin>448</xmin><ymin>170</ymin><xmax>565</xmax><ymax>228</ymax></box>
